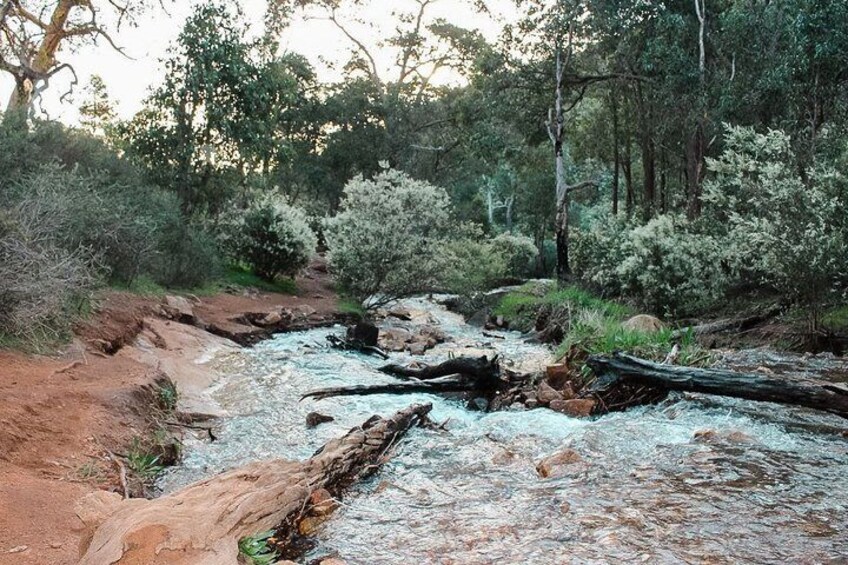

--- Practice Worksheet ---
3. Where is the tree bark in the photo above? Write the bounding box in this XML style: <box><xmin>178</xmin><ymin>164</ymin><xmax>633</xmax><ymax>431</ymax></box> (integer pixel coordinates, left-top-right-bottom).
<box><xmin>79</xmin><ymin>404</ymin><xmax>433</xmax><ymax>565</ymax></box>
<box><xmin>611</xmin><ymin>88</ymin><xmax>620</xmax><ymax>215</ymax></box>
<box><xmin>587</xmin><ymin>353</ymin><xmax>848</xmax><ymax>418</ymax></box>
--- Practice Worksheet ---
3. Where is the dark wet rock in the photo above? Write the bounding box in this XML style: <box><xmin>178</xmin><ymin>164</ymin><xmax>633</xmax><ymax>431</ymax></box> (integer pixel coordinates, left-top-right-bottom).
<box><xmin>306</xmin><ymin>412</ymin><xmax>335</xmax><ymax>427</ymax></box>
<box><xmin>347</xmin><ymin>321</ymin><xmax>379</xmax><ymax>347</ymax></box>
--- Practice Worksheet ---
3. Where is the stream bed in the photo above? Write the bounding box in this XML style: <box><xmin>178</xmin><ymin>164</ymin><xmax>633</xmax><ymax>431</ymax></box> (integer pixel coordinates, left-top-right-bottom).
<box><xmin>160</xmin><ymin>298</ymin><xmax>848</xmax><ymax>564</ymax></box>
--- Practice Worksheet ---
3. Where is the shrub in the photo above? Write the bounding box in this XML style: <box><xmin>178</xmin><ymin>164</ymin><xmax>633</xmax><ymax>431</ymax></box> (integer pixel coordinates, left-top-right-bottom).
<box><xmin>571</xmin><ymin>214</ymin><xmax>630</xmax><ymax>296</ymax></box>
<box><xmin>226</xmin><ymin>194</ymin><xmax>317</xmax><ymax>281</ymax></box>
<box><xmin>439</xmin><ymin>234</ymin><xmax>507</xmax><ymax>294</ymax></box>
<box><xmin>152</xmin><ymin>218</ymin><xmax>221</xmax><ymax>288</ymax></box>
<box><xmin>324</xmin><ymin>168</ymin><xmax>452</xmax><ymax>308</ymax></box>
<box><xmin>703</xmin><ymin>125</ymin><xmax>848</xmax><ymax>313</ymax></box>
<box><xmin>0</xmin><ymin>205</ymin><xmax>96</xmax><ymax>345</ymax></box>
<box><xmin>491</xmin><ymin>233</ymin><xmax>537</xmax><ymax>279</ymax></box>
<box><xmin>615</xmin><ymin>215</ymin><xmax>727</xmax><ymax>317</ymax></box>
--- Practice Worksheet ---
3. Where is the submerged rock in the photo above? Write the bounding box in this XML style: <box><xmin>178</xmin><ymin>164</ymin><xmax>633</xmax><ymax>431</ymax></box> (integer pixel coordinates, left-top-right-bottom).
<box><xmin>536</xmin><ymin>448</ymin><xmax>584</xmax><ymax>478</ymax></box>
<box><xmin>306</xmin><ymin>412</ymin><xmax>335</xmax><ymax>427</ymax></box>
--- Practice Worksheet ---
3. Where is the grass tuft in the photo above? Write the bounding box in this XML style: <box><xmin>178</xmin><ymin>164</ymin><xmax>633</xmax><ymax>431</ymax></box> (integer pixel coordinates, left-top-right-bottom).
<box><xmin>238</xmin><ymin>530</ymin><xmax>279</xmax><ymax>565</ymax></box>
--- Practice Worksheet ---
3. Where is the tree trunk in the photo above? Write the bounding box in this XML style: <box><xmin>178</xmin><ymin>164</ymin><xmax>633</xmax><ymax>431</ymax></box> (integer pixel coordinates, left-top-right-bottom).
<box><xmin>79</xmin><ymin>404</ymin><xmax>433</xmax><ymax>564</ymax></box>
<box><xmin>587</xmin><ymin>353</ymin><xmax>848</xmax><ymax>418</ymax></box>
<box><xmin>611</xmin><ymin>89</ymin><xmax>620</xmax><ymax>216</ymax></box>
<box><xmin>555</xmin><ymin>147</ymin><xmax>571</xmax><ymax>282</ymax></box>
<box><xmin>641</xmin><ymin>135</ymin><xmax>656</xmax><ymax>220</ymax></box>
<box><xmin>686</xmin><ymin>123</ymin><xmax>705</xmax><ymax>220</ymax></box>
<box><xmin>624</xmin><ymin>138</ymin><xmax>634</xmax><ymax>217</ymax></box>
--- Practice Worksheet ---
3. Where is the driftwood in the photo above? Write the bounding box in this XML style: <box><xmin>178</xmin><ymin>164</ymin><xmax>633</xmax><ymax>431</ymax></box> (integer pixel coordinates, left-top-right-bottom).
<box><xmin>303</xmin><ymin>356</ymin><xmax>505</xmax><ymax>405</ymax></box>
<box><xmin>78</xmin><ymin>403</ymin><xmax>432</xmax><ymax>565</ymax></box>
<box><xmin>587</xmin><ymin>352</ymin><xmax>848</xmax><ymax>418</ymax></box>
<box><xmin>302</xmin><ymin>377</ymin><xmax>476</xmax><ymax>401</ymax></box>
<box><xmin>379</xmin><ymin>355</ymin><xmax>500</xmax><ymax>381</ymax></box>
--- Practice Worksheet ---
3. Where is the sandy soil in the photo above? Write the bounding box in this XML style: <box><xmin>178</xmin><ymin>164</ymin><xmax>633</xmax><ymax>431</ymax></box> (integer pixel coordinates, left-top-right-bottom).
<box><xmin>0</xmin><ymin>262</ymin><xmax>341</xmax><ymax>564</ymax></box>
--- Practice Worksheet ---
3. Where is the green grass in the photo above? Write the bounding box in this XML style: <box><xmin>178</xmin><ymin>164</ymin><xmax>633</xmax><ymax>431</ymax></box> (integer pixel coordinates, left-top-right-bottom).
<box><xmin>111</xmin><ymin>266</ymin><xmax>298</xmax><ymax>298</ymax></box>
<box><xmin>494</xmin><ymin>285</ymin><xmax>633</xmax><ymax>332</ymax></box>
<box><xmin>155</xmin><ymin>381</ymin><xmax>179</xmax><ymax>413</ymax></box>
<box><xmin>238</xmin><ymin>530</ymin><xmax>279</xmax><ymax>565</ymax></box>
<box><xmin>496</xmin><ymin>284</ymin><xmax>710</xmax><ymax>375</ymax></box>
<box><xmin>338</xmin><ymin>296</ymin><xmax>365</xmax><ymax>317</ymax></box>
<box><xmin>126</xmin><ymin>437</ymin><xmax>165</xmax><ymax>480</ymax></box>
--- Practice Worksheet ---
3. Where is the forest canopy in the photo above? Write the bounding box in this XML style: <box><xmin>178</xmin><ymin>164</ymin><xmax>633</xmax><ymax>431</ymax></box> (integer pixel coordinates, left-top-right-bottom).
<box><xmin>1</xmin><ymin>0</ymin><xmax>847</xmax><ymax>344</ymax></box>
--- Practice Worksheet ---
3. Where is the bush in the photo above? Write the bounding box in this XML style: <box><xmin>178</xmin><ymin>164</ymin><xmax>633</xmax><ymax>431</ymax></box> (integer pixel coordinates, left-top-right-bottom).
<box><xmin>225</xmin><ymin>194</ymin><xmax>317</xmax><ymax>281</ymax></box>
<box><xmin>703</xmin><ymin>125</ymin><xmax>848</xmax><ymax>311</ymax></box>
<box><xmin>571</xmin><ymin>214</ymin><xmax>630</xmax><ymax>295</ymax></box>
<box><xmin>439</xmin><ymin>234</ymin><xmax>507</xmax><ymax>294</ymax></box>
<box><xmin>615</xmin><ymin>215</ymin><xmax>727</xmax><ymax>317</ymax></box>
<box><xmin>152</xmin><ymin>218</ymin><xmax>221</xmax><ymax>288</ymax></box>
<box><xmin>491</xmin><ymin>233</ymin><xmax>537</xmax><ymax>279</ymax></box>
<box><xmin>324</xmin><ymin>168</ymin><xmax>452</xmax><ymax>308</ymax></box>
<box><xmin>0</xmin><ymin>204</ymin><xmax>96</xmax><ymax>345</ymax></box>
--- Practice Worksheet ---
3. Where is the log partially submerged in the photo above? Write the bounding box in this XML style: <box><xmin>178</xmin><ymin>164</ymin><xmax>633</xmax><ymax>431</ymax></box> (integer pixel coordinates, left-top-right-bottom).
<box><xmin>380</xmin><ymin>355</ymin><xmax>500</xmax><ymax>381</ymax></box>
<box><xmin>587</xmin><ymin>352</ymin><xmax>848</xmax><ymax>418</ymax></box>
<box><xmin>78</xmin><ymin>403</ymin><xmax>432</xmax><ymax>565</ymax></box>
<box><xmin>303</xmin><ymin>356</ymin><xmax>504</xmax><ymax>402</ymax></box>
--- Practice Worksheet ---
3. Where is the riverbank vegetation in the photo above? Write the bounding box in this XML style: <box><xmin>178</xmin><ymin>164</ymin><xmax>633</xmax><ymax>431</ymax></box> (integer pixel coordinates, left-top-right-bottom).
<box><xmin>1</xmin><ymin>0</ymin><xmax>847</xmax><ymax>351</ymax></box>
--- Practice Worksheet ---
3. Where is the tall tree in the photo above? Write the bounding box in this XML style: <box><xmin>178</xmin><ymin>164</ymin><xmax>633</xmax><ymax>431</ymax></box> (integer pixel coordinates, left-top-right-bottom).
<box><xmin>0</xmin><ymin>0</ymin><xmax>165</xmax><ymax>114</ymax></box>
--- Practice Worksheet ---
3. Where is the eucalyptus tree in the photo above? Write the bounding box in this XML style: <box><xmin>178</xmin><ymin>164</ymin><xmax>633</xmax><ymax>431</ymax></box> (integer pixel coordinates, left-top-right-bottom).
<box><xmin>0</xmin><ymin>0</ymin><xmax>167</xmax><ymax>115</ymax></box>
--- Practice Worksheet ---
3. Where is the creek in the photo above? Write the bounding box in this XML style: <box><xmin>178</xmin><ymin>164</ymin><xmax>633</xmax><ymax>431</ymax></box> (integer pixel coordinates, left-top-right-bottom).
<box><xmin>159</xmin><ymin>297</ymin><xmax>848</xmax><ymax>564</ymax></box>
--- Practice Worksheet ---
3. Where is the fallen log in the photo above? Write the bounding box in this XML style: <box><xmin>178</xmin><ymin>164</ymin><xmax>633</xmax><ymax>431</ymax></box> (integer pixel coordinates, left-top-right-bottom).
<box><xmin>380</xmin><ymin>355</ymin><xmax>500</xmax><ymax>381</ymax></box>
<box><xmin>302</xmin><ymin>377</ymin><xmax>476</xmax><ymax>401</ymax></box>
<box><xmin>78</xmin><ymin>403</ymin><xmax>432</xmax><ymax>565</ymax></box>
<box><xmin>587</xmin><ymin>352</ymin><xmax>848</xmax><ymax>418</ymax></box>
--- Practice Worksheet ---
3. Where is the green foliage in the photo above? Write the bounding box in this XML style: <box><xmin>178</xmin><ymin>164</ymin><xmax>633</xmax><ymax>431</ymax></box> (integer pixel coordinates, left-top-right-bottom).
<box><xmin>491</xmin><ymin>233</ymin><xmax>538</xmax><ymax>279</ymax></box>
<box><xmin>324</xmin><ymin>168</ymin><xmax>453</xmax><ymax>308</ymax></box>
<box><xmin>126</xmin><ymin>438</ymin><xmax>165</xmax><ymax>480</ymax></box>
<box><xmin>703</xmin><ymin>125</ymin><xmax>848</xmax><ymax>310</ymax></box>
<box><xmin>221</xmin><ymin>266</ymin><xmax>298</xmax><ymax>295</ymax></box>
<box><xmin>151</xmin><ymin>219</ymin><xmax>221</xmax><ymax>289</ymax></box>
<box><xmin>224</xmin><ymin>195</ymin><xmax>317</xmax><ymax>281</ymax></box>
<box><xmin>439</xmin><ymin>235</ymin><xmax>508</xmax><ymax>295</ymax></box>
<box><xmin>238</xmin><ymin>530</ymin><xmax>278</xmax><ymax>565</ymax></box>
<box><xmin>155</xmin><ymin>382</ymin><xmax>179</xmax><ymax>413</ymax></box>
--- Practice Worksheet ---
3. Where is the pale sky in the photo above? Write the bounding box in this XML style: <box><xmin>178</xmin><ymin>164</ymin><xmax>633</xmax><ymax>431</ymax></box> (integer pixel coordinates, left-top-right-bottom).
<box><xmin>0</xmin><ymin>0</ymin><xmax>516</xmax><ymax>125</ymax></box>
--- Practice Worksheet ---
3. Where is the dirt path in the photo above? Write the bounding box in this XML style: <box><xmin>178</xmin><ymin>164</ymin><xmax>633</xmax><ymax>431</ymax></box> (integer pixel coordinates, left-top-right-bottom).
<box><xmin>0</xmin><ymin>261</ymin><xmax>341</xmax><ymax>564</ymax></box>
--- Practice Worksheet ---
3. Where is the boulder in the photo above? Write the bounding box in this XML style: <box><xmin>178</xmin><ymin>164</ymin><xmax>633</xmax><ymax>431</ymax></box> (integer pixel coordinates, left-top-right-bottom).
<box><xmin>306</xmin><ymin>412</ymin><xmax>335</xmax><ymax>427</ymax></box>
<box><xmin>536</xmin><ymin>382</ymin><xmax>564</xmax><ymax>405</ymax></box>
<box><xmin>549</xmin><ymin>398</ymin><xmax>596</xmax><ymax>418</ymax></box>
<box><xmin>163</xmin><ymin>295</ymin><xmax>195</xmax><ymax>323</ymax></box>
<box><xmin>347</xmin><ymin>321</ymin><xmax>379</xmax><ymax>347</ymax></box>
<box><xmin>536</xmin><ymin>448</ymin><xmax>584</xmax><ymax>478</ymax></box>
<box><xmin>621</xmin><ymin>314</ymin><xmax>664</xmax><ymax>333</ymax></box>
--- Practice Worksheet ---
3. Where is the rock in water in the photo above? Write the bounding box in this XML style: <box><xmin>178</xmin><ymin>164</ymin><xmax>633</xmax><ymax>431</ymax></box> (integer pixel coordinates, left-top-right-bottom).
<box><xmin>549</xmin><ymin>399</ymin><xmax>596</xmax><ymax>417</ymax></box>
<box><xmin>306</xmin><ymin>412</ymin><xmax>335</xmax><ymax>427</ymax></box>
<box><xmin>536</xmin><ymin>448</ymin><xmax>584</xmax><ymax>478</ymax></box>
<box><xmin>347</xmin><ymin>321</ymin><xmax>379</xmax><ymax>347</ymax></box>
<box><xmin>621</xmin><ymin>315</ymin><xmax>664</xmax><ymax>333</ymax></box>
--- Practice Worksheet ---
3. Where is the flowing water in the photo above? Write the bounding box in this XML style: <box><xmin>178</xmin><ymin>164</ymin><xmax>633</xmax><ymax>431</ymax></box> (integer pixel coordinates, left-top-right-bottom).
<box><xmin>160</xmin><ymin>298</ymin><xmax>848</xmax><ymax>564</ymax></box>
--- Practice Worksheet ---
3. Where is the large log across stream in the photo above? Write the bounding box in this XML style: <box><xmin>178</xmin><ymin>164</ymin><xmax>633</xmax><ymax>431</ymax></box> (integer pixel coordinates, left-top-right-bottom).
<box><xmin>78</xmin><ymin>403</ymin><xmax>432</xmax><ymax>565</ymax></box>
<box><xmin>302</xmin><ymin>356</ymin><xmax>504</xmax><ymax>401</ymax></box>
<box><xmin>587</xmin><ymin>353</ymin><xmax>848</xmax><ymax>418</ymax></box>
